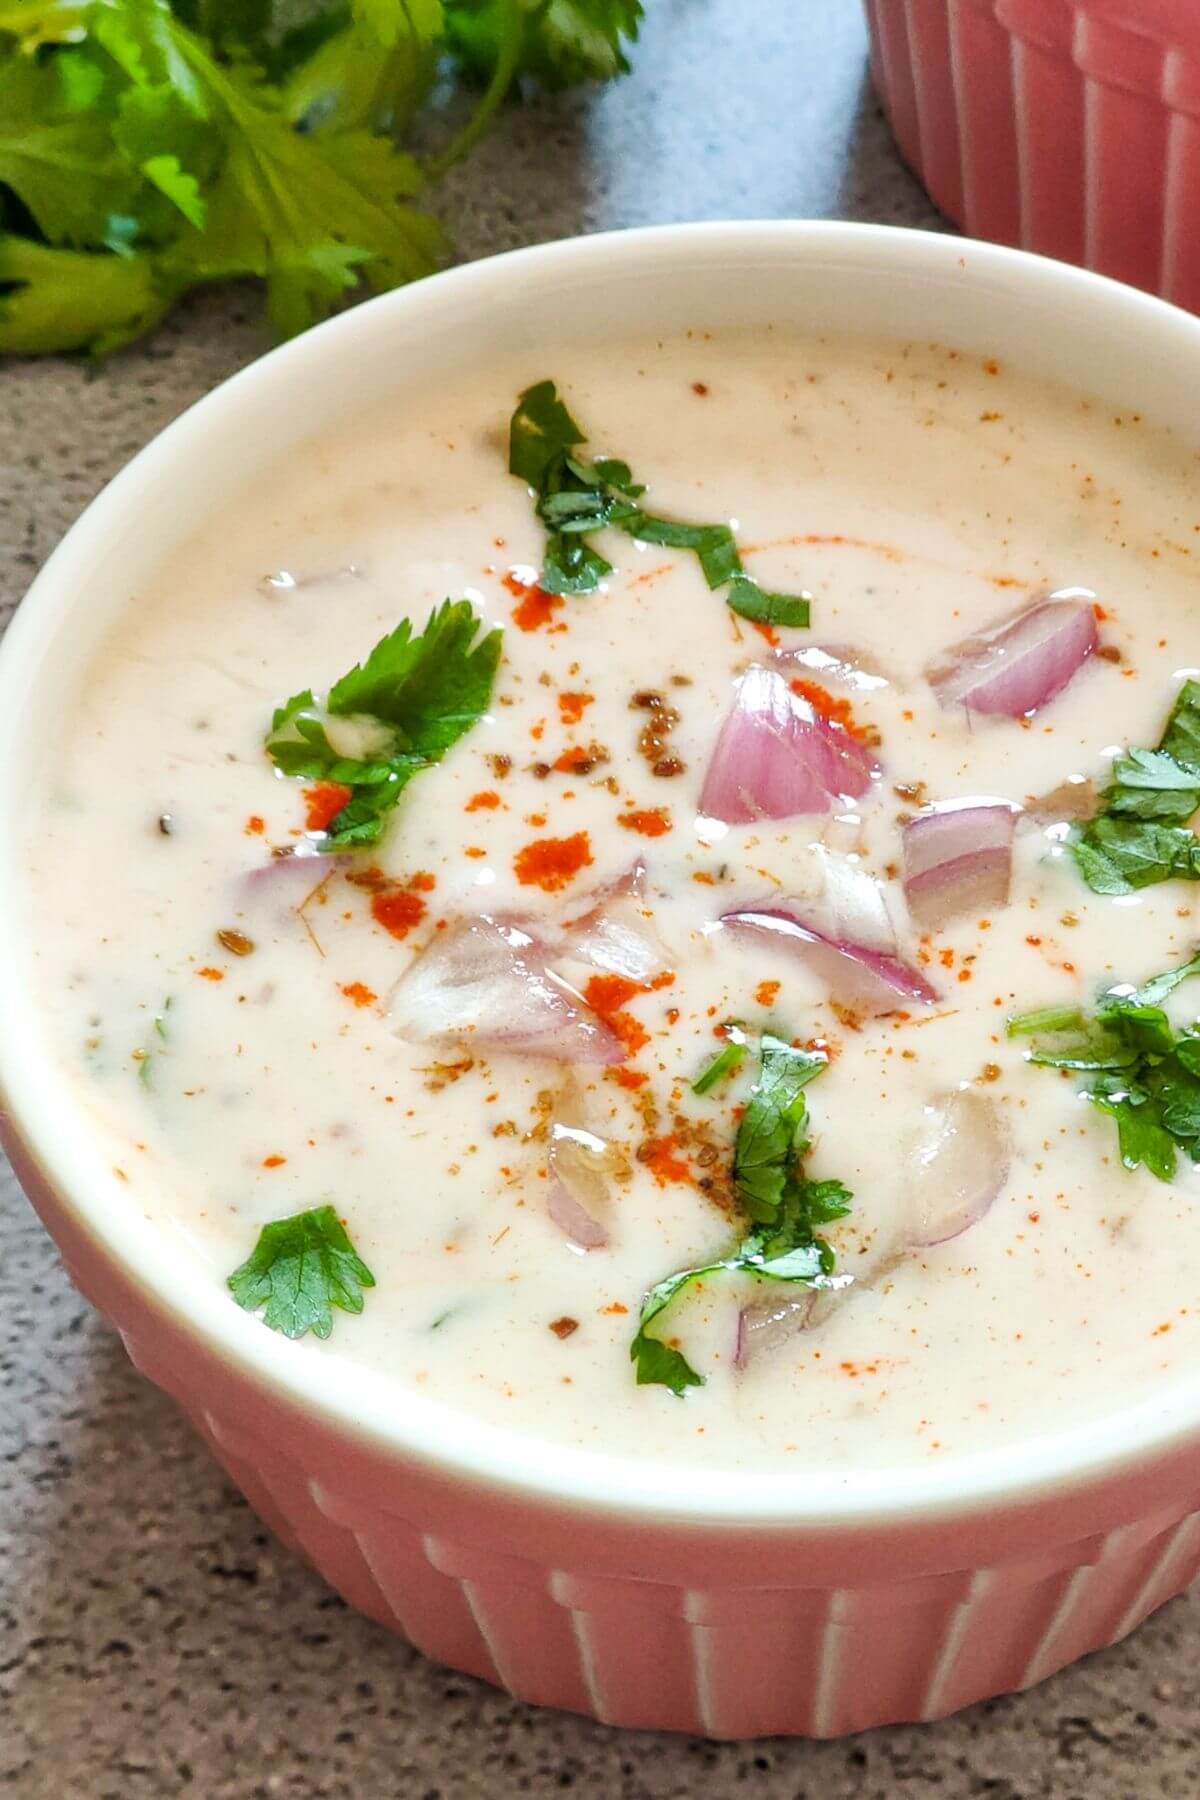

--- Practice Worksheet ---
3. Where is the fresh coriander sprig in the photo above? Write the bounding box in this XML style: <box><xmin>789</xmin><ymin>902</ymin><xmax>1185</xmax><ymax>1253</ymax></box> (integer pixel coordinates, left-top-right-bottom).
<box><xmin>228</xmin><ymin>1204</ymin><xmax>375</xmax><ymax>1339</ymax></box>
<box><xmin>631</xmin><ymin>1030</ymin><xmax>853</xmax><ymax>1394</ymax></box>
<box><xmin>509</xmin><ymin>380</ymin><xmax>813</xmax><ymax>627</ymax></box>
<box><xmin>0</xmin><ymin>1</ymin><xmax>642</xmax><ymax>356</ymax></box>
<box><xmin>1074</xmin><ymin>681</ymin><xmax>1200</xmax><ymax>894</ymax></box>
<box><xmin>1008</xmin><ymin>949</ymin><xmax>1200</xmax><ymax>1181</ymax></box>
<box><xmin>265</xmin><ymin>598</ymin><xmax>502</xmax><ymax>849</ymax></box>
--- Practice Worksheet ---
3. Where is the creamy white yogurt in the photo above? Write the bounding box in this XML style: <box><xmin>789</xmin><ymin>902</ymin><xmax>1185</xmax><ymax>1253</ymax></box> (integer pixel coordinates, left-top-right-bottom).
<box><xmin>26</xmin><ymin>329</ymin><xmax>1200</xmax><ymax>1470</ymax></box>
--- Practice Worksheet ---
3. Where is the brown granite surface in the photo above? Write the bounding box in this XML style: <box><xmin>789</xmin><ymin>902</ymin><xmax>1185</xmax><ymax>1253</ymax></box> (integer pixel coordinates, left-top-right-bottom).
<box><xmin>3</xmin><ymin>3</ymin><xmax>1198</xmax><ymax>1794</ymax></box>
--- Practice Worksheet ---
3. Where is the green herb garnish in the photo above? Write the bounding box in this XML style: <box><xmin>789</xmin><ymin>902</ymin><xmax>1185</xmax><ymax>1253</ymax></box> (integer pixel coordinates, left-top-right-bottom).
<box><xmin>509</xmin><ymin>380</ymin><xmax>813</xmax><ymax>625</ymax></box>
<box><xmin>1074</xmin><ymin>681</ymin><xmax>1200</xmax><ymax>894</ymax></box>
<box><xmin>0</xmin><ymin>1</ymin><xmax>641</xmax><ymax>356</ymax></box>
<box><xmin>690</xmin><ymin>1025</ymin><xmax>747</xmax><ymax>1096</ymax></box>
<box><xmin>631</xmin><ymin>1030</ymin><xmax>852</xmax><ymax>1394</ymax></box>
<box><xmin>1009</xmin><ymin>949</ymin><xmax>1200</xmax><ymax>1181</ymax></box>
<box><xmin>265</xmin><ymin>598</ymin><xmax>501</xmax><ymax>848</ymax></box>
<box><xmin>228</xmin><ymin>1203</ymin><xmax>375</xmax><ymax>1339</ymax></box>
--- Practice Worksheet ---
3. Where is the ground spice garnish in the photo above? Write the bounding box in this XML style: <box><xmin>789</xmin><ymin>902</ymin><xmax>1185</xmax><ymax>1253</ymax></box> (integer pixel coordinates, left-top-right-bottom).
<box><xmin>752</xmin><ymin>622</ymin><xmax>780</xmax><ymax>647</ymax></box>
<box><xmin>196</xmin><ymin>966</ymin><xmax>225</xmax><ymax>981</ymax></box>
<box><xmin>558</xmin><ymin>692</ymin><xmax>594</xmax><ymax>725</ymax></box>
<box><xmin>755</xmin><ymin>979</ymin><xmax>780</xmax><ymax>1007</ymax></box>
<box><xmin>611</xmin><ymin>1067</ymin><xmax>649</xmax><ymax>1089</ymax></box>
<box><xmin>549</xmin><ymin>1317</ymin><xmax>579</xmax><ymax>1339</ymax></box>
<box><xmin>217</xmin><ymin>928</ymin><xmax>256</xmax><ymax>957</ymax></box>
<box><xmin>340</xmin><ymin>981</ymin><xmax>377</xmax><ymax>1008</ymax></box>
<box><xmin>553</xmin><ymin>744</ymin><xmax>608</xmax><ymax>775</ymax></box>
<box><xmin>618</xmin><ymin>808</ymin><xmax>672</xmax><ymax>838</ymax></box>
<box><xmin>303</xmin><ymin>782</ymin><xmax>353</xmax><ymax>832</ymax></box>
<box><xmin>787</xmin><ymin>677</ymin><xmax>873</xmax><ymax>742</ymax></box>
<box><xmin>514</xmin><ymin>831</ymin><xmax>593</xmax><ymax>893</ymax></box>
<box><xmin>584</xmin><ymin>972</ymin><xmax>651</xmax><ymax>1056</ymax></box>
<box><xmin>503</xmin><ymin>570</ymin><xmax>564</xmax><ymax>632</ymax></box>
<box><xmin>466</xmin><ymin>790</ymin><xmax>501</xmax><ymax>812</ymax></box>
<box><xmin>638</xmin><ymin>1135</ymin><xmax>690</xmax><ymax>1184</ymax></box>
<box><xmin>371</xmin><ymin>889</ymin><xmax>427</xmax><ymax>938</ymax></box>
<box><xmin>245</xmin><ymin>815</ymin><xmax>266</xmax><ymax>835</ymax></box>
<box><xmin>630</xmin><ymin>689</ymin><xmax>685</xmax><ymax>777</ymax></box>
<box><xmin>262</xmin><ymin>1154</ymin><xmax>287</xmax><ymax>1168</ymax></box>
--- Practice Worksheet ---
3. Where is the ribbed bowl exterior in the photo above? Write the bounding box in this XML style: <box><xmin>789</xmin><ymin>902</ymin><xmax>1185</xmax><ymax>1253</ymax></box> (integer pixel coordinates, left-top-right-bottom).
<box><xmin>13</xmin><ymin>1132</ymin><xmax>1200</xmax><ymax>1738</ymax></box>
<box><xmin>864</xmin><ymin>0</ymin><xmax>1200</xmax><ymax>311</ymax></box>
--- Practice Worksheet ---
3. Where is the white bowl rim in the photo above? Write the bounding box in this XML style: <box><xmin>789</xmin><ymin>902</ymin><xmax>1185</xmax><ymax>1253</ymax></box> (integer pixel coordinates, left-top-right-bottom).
<box><xmin>6</xmin><ymin>217</ymin><xmax>1200</xmax><ymax>1531</ymax></box>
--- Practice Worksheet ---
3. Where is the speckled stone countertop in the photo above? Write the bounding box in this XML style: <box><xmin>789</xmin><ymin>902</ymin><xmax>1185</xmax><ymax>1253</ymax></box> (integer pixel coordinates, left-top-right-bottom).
<box><xmin>3</xmin><ymin>4</ymin><xmax>1199</xmax><ymax>1795</ymax></box>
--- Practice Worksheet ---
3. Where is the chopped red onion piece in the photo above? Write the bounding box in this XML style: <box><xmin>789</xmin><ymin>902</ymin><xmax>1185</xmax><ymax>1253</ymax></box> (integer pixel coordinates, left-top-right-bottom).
<box><xmin>907</xmin><ymin>1090</ymin><xmax>1008</xmax><ymax>1247</ymax></box>
<box><xmin>559</xmin><ymin>860</ymin><xmax>667</xmax><ymax>982</ymax></box>
<box><xmin>902</xmin><ymin>803</ymin><xmax>1016</xmax><ymax>929</ymax></box>
<box><xmin>388</xmin><ymin>916</ymin><xmax>625</xmax><ymax>1063</ymax></box>
<box><xmin>926</xmin><ymin>590</ymin><xmax>1098</xmax><ymax>717</ymax></box>
<box><xmin>1024</xmin><ymin>777</ymin><xmax>1097</xmax><ymax>825</ymax></box>
<box><xmin>734</xmin><ymin>1293</ymin><xmax>816</xmax><ymax>1368</ymax></box>
<box><xmin>547</xmin><ymin>1178</ymin><xmax>610</xmax><ymax>1251</ymax></box>
<box><xmin>698</xmin><ymin>666</ymin><xmax>879</xmax><ymax>826</ymax></box>
<box><xmin>720</xmin><ymin>906</ymin><xmax>939</xmax><ymax>1014</ymax></box>
<box><xmin>772</xmin><ymin>642</ymin><xmax>890</xmax><ymax>692</ymax></box>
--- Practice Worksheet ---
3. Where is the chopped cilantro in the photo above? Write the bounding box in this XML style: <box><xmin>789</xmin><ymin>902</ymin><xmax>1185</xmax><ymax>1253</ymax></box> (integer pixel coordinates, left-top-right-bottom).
<box><xmin>1074</xmin><ymin>682</ymin><xmax>1200</xmax><ymax>893</ymax></box>
<box><xmin>509</xmin><ymin>380</ymin><xmax>813</xmax><ymax>626</ymax></box>
<box><xmin>690</xmin><ymin>1027</ymin><xmax>747</xmax><ymax>1096</ymax></box>
<box><xmin>0</xmin><ymin>1</ymin><xmax>641</xmax><ymax>355</ymax></box>
<box><xmin>631</xmin><ymin>1028</ymin><xmax>852</xmax><ymax>1394</ymax></box>
<box><xmin>1008</xmin><ymin>949</ymin><xmax>1200</xmax><ymax>1181</ymax></box>
<box><xmin>228</xmin><ymin>1203</ymin><xmax>375</xmax><ymax>1339</ymax></box>
<box><xmin>265</xmin><ymin>598</ymin><xmax>501</xmax><ymax>848</ymax></box>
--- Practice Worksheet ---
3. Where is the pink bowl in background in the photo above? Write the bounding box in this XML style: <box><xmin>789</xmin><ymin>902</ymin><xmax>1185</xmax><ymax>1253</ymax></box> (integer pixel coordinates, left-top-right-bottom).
<box><xmin>864</xmin><ymin>0</ymin><xmax>1200</xmax><ymax>310</ymax></box>
<box><xmin>8</xmin><ymin>223</ymin><xmax>1200</xmax><ymax>1738</ymax></box>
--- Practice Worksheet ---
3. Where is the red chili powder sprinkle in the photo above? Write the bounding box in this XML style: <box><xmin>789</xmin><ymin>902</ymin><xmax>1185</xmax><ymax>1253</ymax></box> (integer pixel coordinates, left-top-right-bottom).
<box><xmin>618</xmin><ymin>808</ymin><xmax>672</xmax><ymax>838</ymax></box>
<box><xmin>504</xmin><ymin>571</ymin><xmax>564</xmax><ymax>632</ymax></box>
<box><xmin>752</xmin><ymin>622</ymin><xmax>780</xmax><ymax>647</ymax></box>
<box><xmin>303</xmin><ymin>782</ymin><xmax>353</xmax><ymax>832</ymax></box>
<box><xmin>1093</xmin><ymin>603</ymin><xmax>1108</xmax><ymax>621</ymax></box>
<box><xmin>341</xmin><ymin>981</ymin><xmax>377</xmax><ymax>1008</ymax></box>
<box><xmin>600</xmin><ymin>1301</ymin><xmax>630</xmax><ymax>1315</ymax></box>
<box><xmin>553</xmin><ymin>746</ymin><xmax>593</xmax><ymax>773</ymax></box>
<box><xmin>371</xmin><ymin>889</ymin><xmax>427</xmax><ymax>938</ymax></box>
<box><xmin>585</xmin><ymin>972</ymin><xmax>651</xmax><ymax>1056</ymax></box>
<box><xmin>245</xmin><ymin>815</ymin><xmax>266</xmax><ymax>836</ymax></box>
<box><xmin>558</xmin><ymin>691</ymin><xmax>594</xmax><ymax>725</ymax></box>
<box><xmin>755</xmin><ymin>979</ymin><xmax>781</xmax><ymax>1007</ymax></box>
<box><xmin>409</xmin><ymin>870</ymin><xmax>436</xmax><ymax>892</ymax></box>
<box><xmin>788</xmin><ymin>678</ymin><xmax>865</xmax><ymax>739</ymax></box>
<box><xmin>642</xmin><ymin>1135</ymin><xmax>690</xmax><ymax>1184</ymax></box>
<box><xmin>196</xmin><ymin>967</ymin><xmax>225</xmax><ymax>982</ymax></box>
<box><xmin>514</xmin><ymin>830</ymin><xmax>593</xmax><ymax>892</ymax></box>
<box><xmin>464</xmin><ymin>846</ymin><xmax>488</xmax><ymax>858</ymax></box>
<box><xmin>262</xmin><ymin>1154</ymin><xmax>287</xmax><ymax>1168</ymax></box>
<box><xmin>466</xmin><ymin>790</ymin><xmax>501</xmax><ymax>812</ymax></box>
<box><xmin>611</xmin><ymin>1067</ymin><xmax>649</xmax><ymax>1089</ymax></box>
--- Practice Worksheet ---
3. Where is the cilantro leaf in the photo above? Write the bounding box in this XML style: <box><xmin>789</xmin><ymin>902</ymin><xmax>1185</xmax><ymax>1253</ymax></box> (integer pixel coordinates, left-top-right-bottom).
<box><xmin>228</xmin><ymin>1203</ymin><xmax>375</xmax><ymax>1339</ymax></box>
<box><xmin>691</xmin><ymin>1029</ymin><xmax>746</xmax><ymax>1096</ymax></box>
<box><xmin>1009</xmin><ymin>949</ymin><xmax>1200</xmax><ymax>1181</ymax></box>
<box><xmin>328</xmin><ymin>597</ymin><xmax>502</xmax><ymax>757</ymax></box>
<box><xmin>631</xmin><ymin>1027</ymin><xmax>851</xmax><ymax>1394</ymax></box>
<box><xmin>446</xmin><ymin>0</ymin><xmax>642</xmax><ymax>90</ymax></box>
<box><xmin>1075</xmin><ymin>681</ymin><xmax>1200</xmax><ymax>893</ymax></box>
<box><xmin>265</xmin><ymin>599</ymin><xmax>501</xmax><ymax>849</ymax></box>
<box><xmin>509</xmin><ymin>379</ymin><xmax>813</xmax><ymax>627</ymax></box>
<box><xmin>732</xmin><ymin>1032</ymin><xmax>827</xmax><ymax>1223</ymax></box>
<box><xmin>0</xmin><ymin>0</ymin><xmax>637</xmax><ymax>356</ymax></box>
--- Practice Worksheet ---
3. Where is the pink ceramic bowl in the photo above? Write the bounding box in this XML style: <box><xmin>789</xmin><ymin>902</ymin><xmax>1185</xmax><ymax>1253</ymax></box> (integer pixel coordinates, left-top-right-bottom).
<box><xmin>7</xmin><ymin>223</ymin><xmax>1200</xmax><ymax>1738</ymax></box>
<box><xmin>865</xmin><ymin>0</ymin><xmax>1200</xmax><ymax>309</ymax></box>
